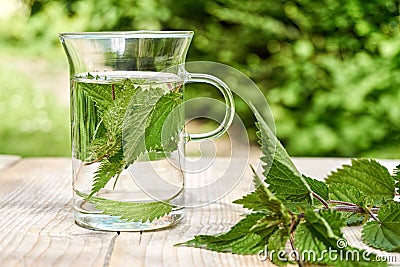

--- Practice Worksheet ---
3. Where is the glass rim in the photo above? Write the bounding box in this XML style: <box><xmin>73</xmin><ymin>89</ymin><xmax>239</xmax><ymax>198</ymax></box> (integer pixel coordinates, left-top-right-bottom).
<box><xmin>59</xmin><ymin>30</ymin><xmax>194</xmax><ymax>39</ymax></box>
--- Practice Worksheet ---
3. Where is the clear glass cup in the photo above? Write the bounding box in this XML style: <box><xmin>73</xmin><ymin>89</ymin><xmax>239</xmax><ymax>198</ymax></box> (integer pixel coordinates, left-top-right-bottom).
<box><xmin>59</xmin><ymin>31</ymin><xmax>235</xmax><ymax>231</ymax></box>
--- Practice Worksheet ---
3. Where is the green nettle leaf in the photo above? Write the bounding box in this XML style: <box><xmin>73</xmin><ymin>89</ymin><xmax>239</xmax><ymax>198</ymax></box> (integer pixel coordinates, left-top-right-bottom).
<box><xmin>296</xmin><ymin>209</ymin><xmax>346</xmax><ymax>245</ymax></box>
<box><xmin>329</xmin><ymin>183</ymin><xmax>368</xmax><ymax>208</ymax></box>
<box><xmin>342</xmin><ymin>212</ymin><xmax>368</xmax><ymax>226</ymax></box>
<box><xmin>101</xmin><ymin>85</ymin><xmax>137</xmax><ymax>136</ymax></box>
<box><xmin>294</xmin><ymin>210</ymin><xmax>344</xmax><ymax>264</ymax></box>
<box><xmin>326</xmin><ymin>159</ymin><xmax>395</xmax><ymax>204</ymax></box>
<box><xmin>145</xmin><ymin>91</ymin><xmax>183</xmax><ymax>151</ymax></box>
<box><xmin>89</xmin><ymin>155</ymin><xmax>124</xmax><ymax>197</ymax></box>
<box><xmin>87</xmin><ymin>84</ymin><xmax>137</xmax><ymax>162</ymax></box>
<box><xmin>252</xmin><ymin>107</ymin><xmax>313</xmax><ymax>204</ymax></box>
<box><xmin>177</xmin><ymin>213</ymin><xmax>275</xmax><ymax>254</ymax></box>
<box><xmin>233</xmin><ymin>171</ymin><xmax>290</xmax><ymax>217</ymax></box>
<box><xmin>79</xmin><ymin>73</ymin><xmax>133</xmax><ymax>109</ymax></box>
<box><xmin>122</xmin><ymin>87</ymin><xmax>164</xmax><ymax>165</ymax></box>
<box><xmin>250</xmin><ymin>106</ymin><xmax>301</xmax><ymax>193</ymax></box>
<box><xmin>79</xmin><ymin>82</ymin><xmax>114</xmax><ymax>109</ymax></box>
<box><xmin>87</xmin><ymin>135</ymin><xmax>121</xmax><ymax>162</ymax></box>
<box><xmin>82</xmin><ymin>80</ymin><xmax>139</xmax><ymax>196</ymax></box>
<box><xmin>294</xmin><ymin>209</ymin><xmax>384</xmax><ymax>266</ymax></box>
<box><xmin>252</xmin><ymin>108</ymin><xmax>300</xmax><ymax>177</ymax></box>
<box><xmin>266</xmin><ymin>227</ymin><xmax>292</xmax><ymax>266</ymax></box>
<box><xmin>265</xmin><ymin>160</ymin><xmax>314</xmax><ymax>203</ymax></box>
<box><xmin>304</xmin><ymin>175</ymin><xmax>329</xmax><ymax>203</ymax></box>
<box><xmin>362</xmin><ymin>202</ymin><xmax>400</xmax><ymax>252</ymax></box>
<box><xmin>77</xmin><ymin>192</ymin><xmax>173</xmax><ymax>223</ymax></box>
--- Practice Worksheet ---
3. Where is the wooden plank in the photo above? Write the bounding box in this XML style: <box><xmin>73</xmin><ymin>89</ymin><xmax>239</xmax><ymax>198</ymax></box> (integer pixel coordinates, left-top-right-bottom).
<box><xmin>0</xmin><ymin>157</ymin><xmax>398</xmax><ymax>266</ymax></box>
<box><xmin>0</xmin><ymin>158</ymin><xmax>117</xmax><ymax>266</ymax></box>
<box><xmin>0</xmin><ymin>155</ymin><xmax>21</xmax><ymax>171</ymax></box>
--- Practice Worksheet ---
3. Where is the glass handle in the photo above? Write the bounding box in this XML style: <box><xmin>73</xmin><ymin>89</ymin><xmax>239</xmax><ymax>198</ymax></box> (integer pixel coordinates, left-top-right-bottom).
<box><xmin>185</xmin><ymin>72</ymin><xmax>235</xmax><ymax>142</ymax></box>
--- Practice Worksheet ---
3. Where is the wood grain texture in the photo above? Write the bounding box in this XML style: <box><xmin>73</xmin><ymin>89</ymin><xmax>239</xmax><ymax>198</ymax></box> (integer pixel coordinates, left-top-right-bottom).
<box><xmin>0</xmin><ymin>158</ymin><xmax>117</xmax><ymax>267</ymax></box>
<box><xmin>0</xmin><ymin>156</ymin><xmax>399</xmax><ymax>267</ymax></box>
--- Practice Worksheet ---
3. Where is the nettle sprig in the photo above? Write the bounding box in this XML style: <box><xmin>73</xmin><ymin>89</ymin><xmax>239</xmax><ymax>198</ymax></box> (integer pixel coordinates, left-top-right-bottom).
<box><xmin>178</xmin><ymin>107</ymin><xmax>400</xmax><ymax>267</ymax></box>
<box><xmin>75</xmin><ymin>73</ymin><xmax>183</xmax><ymax>222</ymax></box>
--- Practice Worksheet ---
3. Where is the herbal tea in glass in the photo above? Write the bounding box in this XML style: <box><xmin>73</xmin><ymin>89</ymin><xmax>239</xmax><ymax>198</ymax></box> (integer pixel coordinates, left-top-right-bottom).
<box><xmin>72</xmin><ymin>71</ymin><xmax>184</xmax><ymax>230</ymax></box>
<box><xmin>60</xmin><ymin>31</ymin><xmax>235</xmax><ymax>231</ymax></box>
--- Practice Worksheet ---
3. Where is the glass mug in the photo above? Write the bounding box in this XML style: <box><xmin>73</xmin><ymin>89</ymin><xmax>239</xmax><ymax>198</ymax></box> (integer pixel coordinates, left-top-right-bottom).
<box><xmin>59</xmin><ymin>31</ymin><xmax>235</xmax><ymax>231</ymax></box>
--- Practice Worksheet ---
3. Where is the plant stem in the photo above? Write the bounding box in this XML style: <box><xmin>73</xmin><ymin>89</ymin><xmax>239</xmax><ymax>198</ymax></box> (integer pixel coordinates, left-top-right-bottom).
<box><xmin>330</xmin><ymin>205</ymin><xmax>380</xmax><ymax>214</ymax></box>
<box><xmin>329</xmin><ymin>200</ymin><xmax>379</xmax><ymax>220</ymax></box>
<box><xmin>289</xmin><ymin>232</ymin><xmax>304</xmax><ymax>267</ymax></box>
<box><xmin>312</xmin><ymin>191</ymin><xmax>329</xmax><ymax>208</ymax></box>
<box><xmin>366</xmin><ymin>207</ymin><xmax>379</xmax><ymax>221</ymax></box>
<box><xmin>329</xmin><ymin>200</ymin><xmax>358</xmax><ymax>206</ymax></box>
<box><xmin>331</xmin><ymin>205</ymin><xmax>363</xmax><ymax>213</ymax></box>
<box><xmin>84</xmin><ymin>154</ymin><xmax>107</xmax><ymax>166</ymax></box>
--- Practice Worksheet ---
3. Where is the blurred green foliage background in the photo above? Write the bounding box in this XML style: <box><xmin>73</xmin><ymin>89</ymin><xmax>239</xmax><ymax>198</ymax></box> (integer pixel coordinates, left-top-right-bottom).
<box><xmin>0</xmin><ymin>0</ymin><xmax>399</xmax><ymax>157</ymax></box>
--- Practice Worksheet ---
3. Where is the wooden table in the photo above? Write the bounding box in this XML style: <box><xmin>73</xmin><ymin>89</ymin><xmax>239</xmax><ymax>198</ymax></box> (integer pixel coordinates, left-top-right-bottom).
<box><xmin>0</xmin><ymin>155</ymin><xmax>399</xmax><ymax>266</ymax></box>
